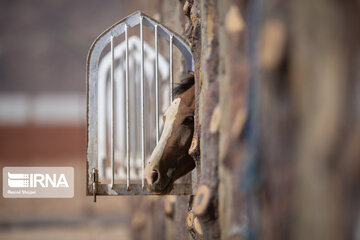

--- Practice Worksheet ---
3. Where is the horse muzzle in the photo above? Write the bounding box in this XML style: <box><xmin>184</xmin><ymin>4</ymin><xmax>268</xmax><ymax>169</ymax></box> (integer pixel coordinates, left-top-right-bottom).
<box><xmin>144</xmin><ymin>165</ymin><xmax>173</xmax><ymax>193</ymax></box>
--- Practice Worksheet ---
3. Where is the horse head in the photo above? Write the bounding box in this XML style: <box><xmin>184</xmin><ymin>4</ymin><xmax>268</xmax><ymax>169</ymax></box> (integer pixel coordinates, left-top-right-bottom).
<box><xmin>145</xmin><ymin>75</ymin><xmax>195</xmax><ymax>193</ymax></box>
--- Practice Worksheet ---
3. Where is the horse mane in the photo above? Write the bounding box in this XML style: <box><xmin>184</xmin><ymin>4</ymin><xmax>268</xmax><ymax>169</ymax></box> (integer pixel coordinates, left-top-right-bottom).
<box><xmin>173</xmin><ymin>75</ymin><xmax>194</xmax><ymax>97</ymax></box>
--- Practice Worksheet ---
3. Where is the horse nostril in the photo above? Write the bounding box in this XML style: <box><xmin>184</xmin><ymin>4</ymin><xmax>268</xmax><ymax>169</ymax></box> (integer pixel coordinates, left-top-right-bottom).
<box><xmin>151</xmin><ymin>169</ymin><xmax>159</xmax><ymax>184</ymax></box>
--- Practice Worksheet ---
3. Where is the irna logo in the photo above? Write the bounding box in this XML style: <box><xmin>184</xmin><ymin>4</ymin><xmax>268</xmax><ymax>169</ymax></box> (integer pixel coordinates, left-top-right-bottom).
<box><xmin>3</xmin><ymin>167</ymin><xmax>74</xmax><ymax>198</ymax></box>
<box><xmin>8</xmin><ymin>172</ymin><xmax>69</xmax><ymax>188</ymax></box>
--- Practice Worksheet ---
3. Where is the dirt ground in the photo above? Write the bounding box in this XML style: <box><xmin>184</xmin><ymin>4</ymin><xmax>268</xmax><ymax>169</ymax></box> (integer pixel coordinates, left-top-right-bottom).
<box><xmin>0</xmin><ymin>225</ymin><xmax>130</xmax><ymax>240</ymax></box>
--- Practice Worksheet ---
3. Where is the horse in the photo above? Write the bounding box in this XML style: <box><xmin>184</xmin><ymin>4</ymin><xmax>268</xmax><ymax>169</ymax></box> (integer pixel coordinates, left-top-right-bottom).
<box><xmin>144</xmin><ymin>75</ymin><xmax>196</xmax><ymax>193</ymax></box>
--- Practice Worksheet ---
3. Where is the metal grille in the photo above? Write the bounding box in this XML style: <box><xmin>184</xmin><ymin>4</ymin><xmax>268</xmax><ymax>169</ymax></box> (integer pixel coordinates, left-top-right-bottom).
<box><xmin>86</xmin><ymin>11</ymin><xmax>195</xmax><ymax>200</ymax></box>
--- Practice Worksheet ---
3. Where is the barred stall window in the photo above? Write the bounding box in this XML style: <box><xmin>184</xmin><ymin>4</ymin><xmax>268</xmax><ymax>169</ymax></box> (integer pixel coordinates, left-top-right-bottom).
<box><xmin>86</xmin><ymin>11</ymin><xmax>196</xmax><ymax>201</ymax></box>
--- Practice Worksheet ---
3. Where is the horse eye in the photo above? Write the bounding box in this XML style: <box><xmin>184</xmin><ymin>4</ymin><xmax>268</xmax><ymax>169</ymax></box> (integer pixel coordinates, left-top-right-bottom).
<box><xmin>182</xmin><ymin>116</ymin><xmax>194</xmax><ymax>125</ymax></box>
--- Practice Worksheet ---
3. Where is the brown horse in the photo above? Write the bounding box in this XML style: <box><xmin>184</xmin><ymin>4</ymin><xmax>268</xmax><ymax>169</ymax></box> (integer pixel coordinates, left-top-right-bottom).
<box><xmin>144</xmin><ymin>75</ymin><xmax>195</xmax><ymax>193</ymax></box>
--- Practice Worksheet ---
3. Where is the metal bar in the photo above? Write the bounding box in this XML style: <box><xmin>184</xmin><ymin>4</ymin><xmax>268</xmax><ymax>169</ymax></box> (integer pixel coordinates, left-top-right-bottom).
<box><xmin>110</xmin><ymin>35</ymin><xmax>115</xmax><ymax>189</ymax></box>
<box><xmin>155</xmin><ymin>25</ymin><xmax>159</xmax><ymax>144</ymax></box>
<box><xmin>125</xmin><ymin>24</ymin><xmax>130</xmax><ymax>190</ymax></box>
<box><xmin>169</xmin><ymin>35</ymin><xmax>173</xmax><ymax>102</ymax></box>
<box><xmin>93</xmin><ymin>183</ymin><xmax>192</xmax><ymax>195</ymax></box>
<box><xmin>140</xmin><ymin>16</ymin><xmax>145</xmax><ymax>189</ymax></box>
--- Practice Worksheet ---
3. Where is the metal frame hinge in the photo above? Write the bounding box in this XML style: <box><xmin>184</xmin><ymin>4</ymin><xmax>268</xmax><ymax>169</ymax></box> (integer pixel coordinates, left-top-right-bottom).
<box><xmin>91</xmin><ymin>168</ymin><xmax>99</xmax><ymax>202</ymax></box>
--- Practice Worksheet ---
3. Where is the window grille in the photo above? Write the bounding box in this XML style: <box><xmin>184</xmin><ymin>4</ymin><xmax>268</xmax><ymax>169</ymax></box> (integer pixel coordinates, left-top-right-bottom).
<box><xmin>86</xmin><ymin>11</ymin><xmax>196</xmax><ymax>201</ymax></box>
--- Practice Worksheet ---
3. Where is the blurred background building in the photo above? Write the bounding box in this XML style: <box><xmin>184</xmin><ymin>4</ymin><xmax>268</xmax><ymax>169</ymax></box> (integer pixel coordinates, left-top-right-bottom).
<box><xmin>0</xmin><ymin>1</ymin><xmax>159</xmax><ymax>239</ymax></box>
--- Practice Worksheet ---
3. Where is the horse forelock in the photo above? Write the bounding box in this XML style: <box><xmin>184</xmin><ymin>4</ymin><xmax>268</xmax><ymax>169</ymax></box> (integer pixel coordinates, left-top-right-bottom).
<box><xmin>173</xmin><ymin>75</ymin><xmax>194</xmax><ymax>97</ymax></box>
